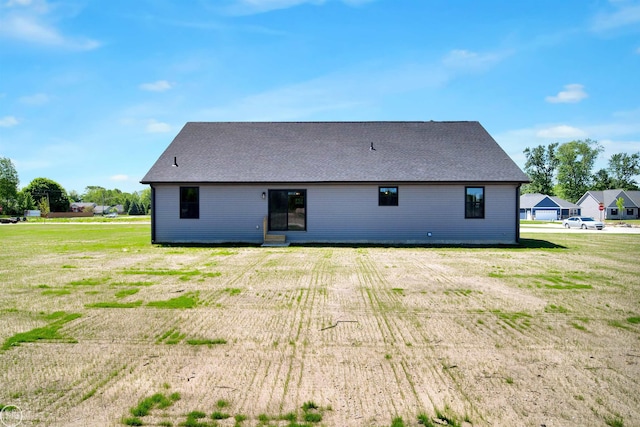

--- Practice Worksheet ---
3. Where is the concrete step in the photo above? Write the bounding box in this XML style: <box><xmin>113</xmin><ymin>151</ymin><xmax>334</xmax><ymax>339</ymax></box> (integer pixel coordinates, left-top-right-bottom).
<box><xmin>264</xmin><ymin>234</ymin><xmax>286</xmax><ymax>243</ymax></box>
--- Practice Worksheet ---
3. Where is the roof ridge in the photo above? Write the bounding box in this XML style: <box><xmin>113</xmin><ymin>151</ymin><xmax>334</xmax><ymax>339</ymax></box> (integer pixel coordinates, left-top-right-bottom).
<box><xmin>185</xmin><ymin>120</ymin><xmax>479</xmax><ymax>124</ymax></box>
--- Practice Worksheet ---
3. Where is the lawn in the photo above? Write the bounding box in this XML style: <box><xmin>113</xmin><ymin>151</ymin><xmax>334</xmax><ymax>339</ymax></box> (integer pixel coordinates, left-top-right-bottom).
<box><xmin>0</xmin><ymin>223</ymin><xmax>638</xmax><ymax>426</ymax></box>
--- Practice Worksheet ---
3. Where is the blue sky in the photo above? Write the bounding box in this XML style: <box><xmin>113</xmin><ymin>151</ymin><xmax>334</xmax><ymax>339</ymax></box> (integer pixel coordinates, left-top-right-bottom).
<box><xmin>1</xmin><ymin>0</ymin><xmax>639</xmax><ymax>194</ymax></box>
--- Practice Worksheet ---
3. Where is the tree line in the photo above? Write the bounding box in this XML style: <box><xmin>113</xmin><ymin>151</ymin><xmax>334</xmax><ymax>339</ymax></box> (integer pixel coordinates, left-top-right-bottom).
<box><xmin>0</xmin><ymin>157</ymin><xmax>150</xmax><ymax>216</ymax></box>
<box><xmin>522</xmin><ymin>139</ymin><xmax>639</xmax><ymax>203</ymax></box>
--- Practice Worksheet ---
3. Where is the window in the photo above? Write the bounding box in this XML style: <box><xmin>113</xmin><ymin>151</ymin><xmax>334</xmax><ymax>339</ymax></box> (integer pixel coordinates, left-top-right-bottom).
<box><xmin>379</xmin><ymin>187</ymin><xmax>398</xmax><ymax>206</ymax></box>
<box><xmin>611</xmin><ymin>208</ymin><xmax>618</xmax><ymax>216</ymax></box>
<box><xmin>627</xmin><ymin>208</ymin><xmax>634</xmax><ymax>216</ymax></box>
<box><xmin>180</xmin><ymin>187</ymin><xmax>199</xmax><ymax>219</ymax></box>
<box><xmin>465</xmin><ymin>187</ymin><xmax>484</xmax><ymax>218</ymax></box>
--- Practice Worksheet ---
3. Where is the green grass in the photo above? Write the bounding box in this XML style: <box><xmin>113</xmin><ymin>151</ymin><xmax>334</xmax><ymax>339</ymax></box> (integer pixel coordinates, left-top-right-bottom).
<box><xmin>68</xmin><ymin>278</ymin><xmax>109</xmax><ymax>286</ymax></box>
<box><xmin>544</xmin><ymin>283</ymin><xmax>593</xmax><ymax>290</ymax></box>
<box><xmin>491</xmin><ymin>309</ymin><xmax>532</xmax><ymax>329</ymax></box>
<box><xmin>303</xmin><ymin>412</ymin><xmax>322</xmax><ymax>423</ymax></box>
<box><xmin>604</xmin><ymin>415</ymin><xmax>625</xmax><ymax>427</ymax></box>
<box><xmin>390</xmin><ymin>417</ymin><xmax>405</xmax><ymax>427</ymax></box>
<box><xmin>86</xmin><ymin>301</ymin><xmax>143</xmax><ymax>308</ymax></box>
<box><xmin>1</xmin><ymin>312</ymin><xmax>81</xmax><ymax>350</ymax></box>
<box><xmin>627</xmin><ymin>317</ymin><xmax>640</xmax><ymax>324</ymax></box>
<box><xmin>279</xmin><ymin>412</ymin><xmax>297</xmax><ymax>421</ymax></box>
<box><xmin>545</xmin><ymin>304</ymin><xmax>569</xmax><ymax>313</ymax></box>
<box><xmin>130</xmin><ymin>392</ymin><xmax>175</xmax><ymax>417</ymax></box>
<box><xmin>301</xmin><ymin>401</ymin><xmax>318</xmax><ymax>411</ymax></box>
<box><xmin>156</xmin><ymin>329</ymin><xmax>186</xmax><ymax>345</ymax></box>
<box><xmin>571</xmin><ymin>321</ymin><xmax>589</xmax><ymax>331</ymax></box>
<box><xmin>122</xmin><ymin>417</ymin><xmax>143</xmax><ymax>426</ymax></box>
<box><xmin>147</xmin><ymin>293</ymin><xmax>198</xmax><ymax>309</ymax></box>
<box><xmin>186</xmin><ymin>411</ymin><xmax>206</xmax><ymax>419</ymax></box>
<box><xmin>434</xmin><ymin>407</ymin><xmax>461</xmax><ymax>427</ymax></box>
<box><xmin>115</xmin><ymin>288</ymin><xmax>140</xmax><ymax>298</ymax></box>
<box><xmin>211</xmin><ymin>411</ymin><xmax>230</xmax><ymax>419</ymax></box>
<box><xmin>417</xmin><ymin>413</ymin><xmax>435</xmax><ymax>427</ymax></box>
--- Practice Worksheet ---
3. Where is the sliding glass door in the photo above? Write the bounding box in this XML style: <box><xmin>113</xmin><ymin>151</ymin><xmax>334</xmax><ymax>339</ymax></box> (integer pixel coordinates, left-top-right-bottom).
<box><xmin>268</xmin><ymin>190</ymin><xmax>306</xmax><ymax>231</ymax></box>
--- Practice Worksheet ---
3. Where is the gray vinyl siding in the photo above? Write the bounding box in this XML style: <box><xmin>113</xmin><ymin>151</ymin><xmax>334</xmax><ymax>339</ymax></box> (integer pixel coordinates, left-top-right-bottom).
<box><xmin>154</xmin><ymin>185</ymin><xmax>266</xmax><ymax>244</ymax></box>
<box><xmin>579</xmin><ymin>195</ymin><xmax>602</xmax><ymax>221</ymax></box>
<box><xmin>152</xmin><ymin>183</ymin><xmax>519</xmax><ymax>245</ymax></box>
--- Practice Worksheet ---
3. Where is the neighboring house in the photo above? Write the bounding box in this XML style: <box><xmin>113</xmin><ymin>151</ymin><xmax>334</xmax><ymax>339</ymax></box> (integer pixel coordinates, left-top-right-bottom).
<box><xmin>141</xmin><ymin>121</ymin><xmax>530</xmax><ymax>245</ymax></box>
<box><xmin>519</xmin><ymin>193</ymin><xmax>580</xmax><ymax>220</ymax></box>
<box><xmin>94</xmin><ymin>204</ymin><xmax>125</xmax><ymax>215</ymax></box>
<box><xmin>70</xmin><ymin>202</ymin><xmax>97</xmax><ymax>213</ymax></box>
<box><xmin>578</xmin><ymin>190</ymin><xmax>640</xmax><ymax>221</ymax></box>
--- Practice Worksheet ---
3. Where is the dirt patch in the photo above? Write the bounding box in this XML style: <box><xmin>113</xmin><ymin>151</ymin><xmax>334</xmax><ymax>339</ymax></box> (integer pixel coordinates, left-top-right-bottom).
<box><xmin>0</xmin><ymin>232</ymin><xmax>639</xmax><ymax>426</ymax></box>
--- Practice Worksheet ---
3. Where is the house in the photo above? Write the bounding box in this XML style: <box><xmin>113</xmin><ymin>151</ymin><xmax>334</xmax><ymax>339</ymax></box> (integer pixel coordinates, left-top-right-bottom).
<box><xmin>519</xmin><ymin>193</ymin><xmax>580</xmax><ymax>220</ymax></box>
<box><xmin>70</xmin><ymin>202</ymin><xmax>97</xmax><ymax>213</ymax></box>
<box><xmin>578</xmin><ymin>190</ymin><xmax>640</xmax><ymax>221</ymax></box>
<box><xmin>93</xmin><ymin>204</ymin><xmax>125</xmax><ymax>215</ymax></box>
<box><xmin>141</xmin><ymin>121</ymin><xmax>530</xmax><ymax>245</ymax></box>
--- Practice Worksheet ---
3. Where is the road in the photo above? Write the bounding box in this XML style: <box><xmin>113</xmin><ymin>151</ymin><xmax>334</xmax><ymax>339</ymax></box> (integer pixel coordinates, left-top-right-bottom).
<box><xmin>521</xmin><ymin>222</ymin><xmax>640</xmax><ymax>234</ymax></box>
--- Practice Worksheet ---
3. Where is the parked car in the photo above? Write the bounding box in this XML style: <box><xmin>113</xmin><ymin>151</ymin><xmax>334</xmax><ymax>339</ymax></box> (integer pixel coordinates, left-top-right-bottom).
<box><xmin>562</xmin><ymin>216</ymin><xmax>604</xmax><ymax>230</ymax></box>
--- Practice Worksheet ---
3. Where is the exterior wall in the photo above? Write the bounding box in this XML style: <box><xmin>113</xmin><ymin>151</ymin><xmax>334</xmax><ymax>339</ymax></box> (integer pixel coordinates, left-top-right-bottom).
<box><xmin>579</xmin><ymin>195</ymin><xmax>605</xmax><ymax>221</ymax></box>
<box><xmin>607</xmin><ymin>207</ymin><xmax>637</xmax><ymax>220</ymax></box>
<box><xmin>152</xmin><ymin>183</ymin><xmax>520</xmax><ymax>245</ymax></box>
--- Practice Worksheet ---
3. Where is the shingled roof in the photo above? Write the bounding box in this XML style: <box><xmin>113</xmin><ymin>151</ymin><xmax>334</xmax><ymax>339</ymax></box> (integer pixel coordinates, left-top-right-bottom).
<box><xmin>141</xmin><ymin>121</ymin><xmax>529</xmax><ymax>184</ymax></box>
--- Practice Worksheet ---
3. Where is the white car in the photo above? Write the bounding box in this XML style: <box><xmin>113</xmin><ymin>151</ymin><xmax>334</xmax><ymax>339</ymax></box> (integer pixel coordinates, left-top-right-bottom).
<box><xmin>562</xmin><ymin>216</ymin><xmax>604</xmax><ymax>230</ymax></box>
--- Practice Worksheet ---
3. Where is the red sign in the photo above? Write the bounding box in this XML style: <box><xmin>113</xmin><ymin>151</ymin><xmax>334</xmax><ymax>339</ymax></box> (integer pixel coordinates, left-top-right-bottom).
<box><xmin>599</xmin><ymin>204</ymin><xmax>604</xmax><ymax>211</ymax></box>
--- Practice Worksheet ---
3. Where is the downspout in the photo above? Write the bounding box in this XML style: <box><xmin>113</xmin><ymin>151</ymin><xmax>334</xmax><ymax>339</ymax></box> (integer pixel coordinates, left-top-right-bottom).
<box><xmin>516</xmin><ymin>184</ymin><xmax>521</xmax><ymax>244</ymax></box>
<box><xmin>150</xmin><ymin>185</ymin><xmax>156</xmax><ymax>244</ymax></box>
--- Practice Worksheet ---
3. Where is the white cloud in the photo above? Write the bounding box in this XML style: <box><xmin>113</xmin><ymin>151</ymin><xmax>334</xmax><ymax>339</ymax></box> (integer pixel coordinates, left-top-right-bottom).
<box><xmin>197</xmin><ymin>47</ymin><xmax>507</xmax><ymax>121</ymax></box>
<box><xmin>110</xmin><ymin>174</ymin><xmax>130</xmax><ymax>182</ymax></box>
<box><xmin>139</xmin><ymin>80</ymin><xmax>173</xmax><ymax>92</ymax></box>
<box><xmin>19</xmin><ymin>92</ymin><xmax>49</xmax><ymax>105</ymax></box>
<box><xmin>146</xmin><ymin>119</ymin><xmax>172</xmax><ymax>133</ymax></box>
<box><xmin>6</xmin><ymin>0</ymin><xmax>34</xmax><ymax>6</ymax></box>
<box><xmin>545</xmin><ymin>84</ymin><xmax>588</xmax><ymax>104</ymax></box>
<box><xmin>536</xmin><ymin>125</ymin><xmax>589</xmax><ymax>139</ymax></box>
<box><xmin>0</xmin><ymin>1</ymin><xmax>100</xmax><ymax>50</ymax></box>
<box><xmin>592</xmin><ymin>3</ymin><xmax>640</xmax><ymax>31</ymax></box>
<box><xmin>223</xmin><ymin>0</ymin><xmax>375</xmax><ymax>15</ymax></box>
<box><xmin>442</xmin><ymin>49</ymin><xmax>507</xmax><ymax>70</ymax></box>
<box><xmin>0</xmin><ymin>116</ymin><xmax>19</xmax><ymax>127</ymax></box>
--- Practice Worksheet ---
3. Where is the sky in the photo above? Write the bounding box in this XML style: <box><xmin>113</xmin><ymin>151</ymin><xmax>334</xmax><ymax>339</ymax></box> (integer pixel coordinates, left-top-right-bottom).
<box><xmin>1</xmin><ymin>0</ymin><xmax>639</xmax><ymax>195</ymax></box>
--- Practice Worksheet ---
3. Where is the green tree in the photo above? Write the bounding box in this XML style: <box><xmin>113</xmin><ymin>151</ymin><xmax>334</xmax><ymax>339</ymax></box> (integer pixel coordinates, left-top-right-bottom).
<box><xmin>592</xmin><ymin>169</ymin><xmax>613</xmax><ymax>191</ymax></box>
<box><xmin>68</xmin><ymin>190</ymin><xmax>81</xmax><ymax>202</ymax></box>
<box><xmin>24</xmin><ymin>178</ymin><xmax>70</xmax><ymax>212</ymax></box>
<box><xmin>556</xmin><ymin>139</ymin><xmax>603</xmax><ymax>203</ymax></box>
<box><xmin>16</xmin><ymin>190</ymin><xmax>36</xmax><ymax>214</ymax></box>
<box><xmin>128</xmin><ymin>201</ymin><xmax>141</xmax><ymax>215</ymax></box>
<box><xmin>616</xmin><ymin>197</ymin><xmax>625</xmax><ymax>222</ymax></box>
<box><xmin>0</xmin><ymin>156</ymin><xmax>19</xmax><ymax>213</ymax></box>
<box><xmin>139</xmin><ymin>188</ymin><xmax>151</xmax><ymax>214</ymax></box>
<box><xmin>607</xmin><ymin>152</ymin><xmax>640</xmax><ymax>190</ymax></box>
<box><xmin>37</xmin><ymin>196</ymin><xmax>50</xmax><ymax>217</ymax></box>
<box><xmin>521</xmin><ymin>143</ymin><xmax>559</xmax><ymax>195</ymax></box>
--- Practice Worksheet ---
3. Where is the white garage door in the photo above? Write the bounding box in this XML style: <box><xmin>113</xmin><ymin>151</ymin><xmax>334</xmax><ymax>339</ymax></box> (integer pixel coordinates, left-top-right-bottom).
<box><xmin>534</xmin><ymin>209</ymin><xmax>557</xmax><ymax>220</ymax></box>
